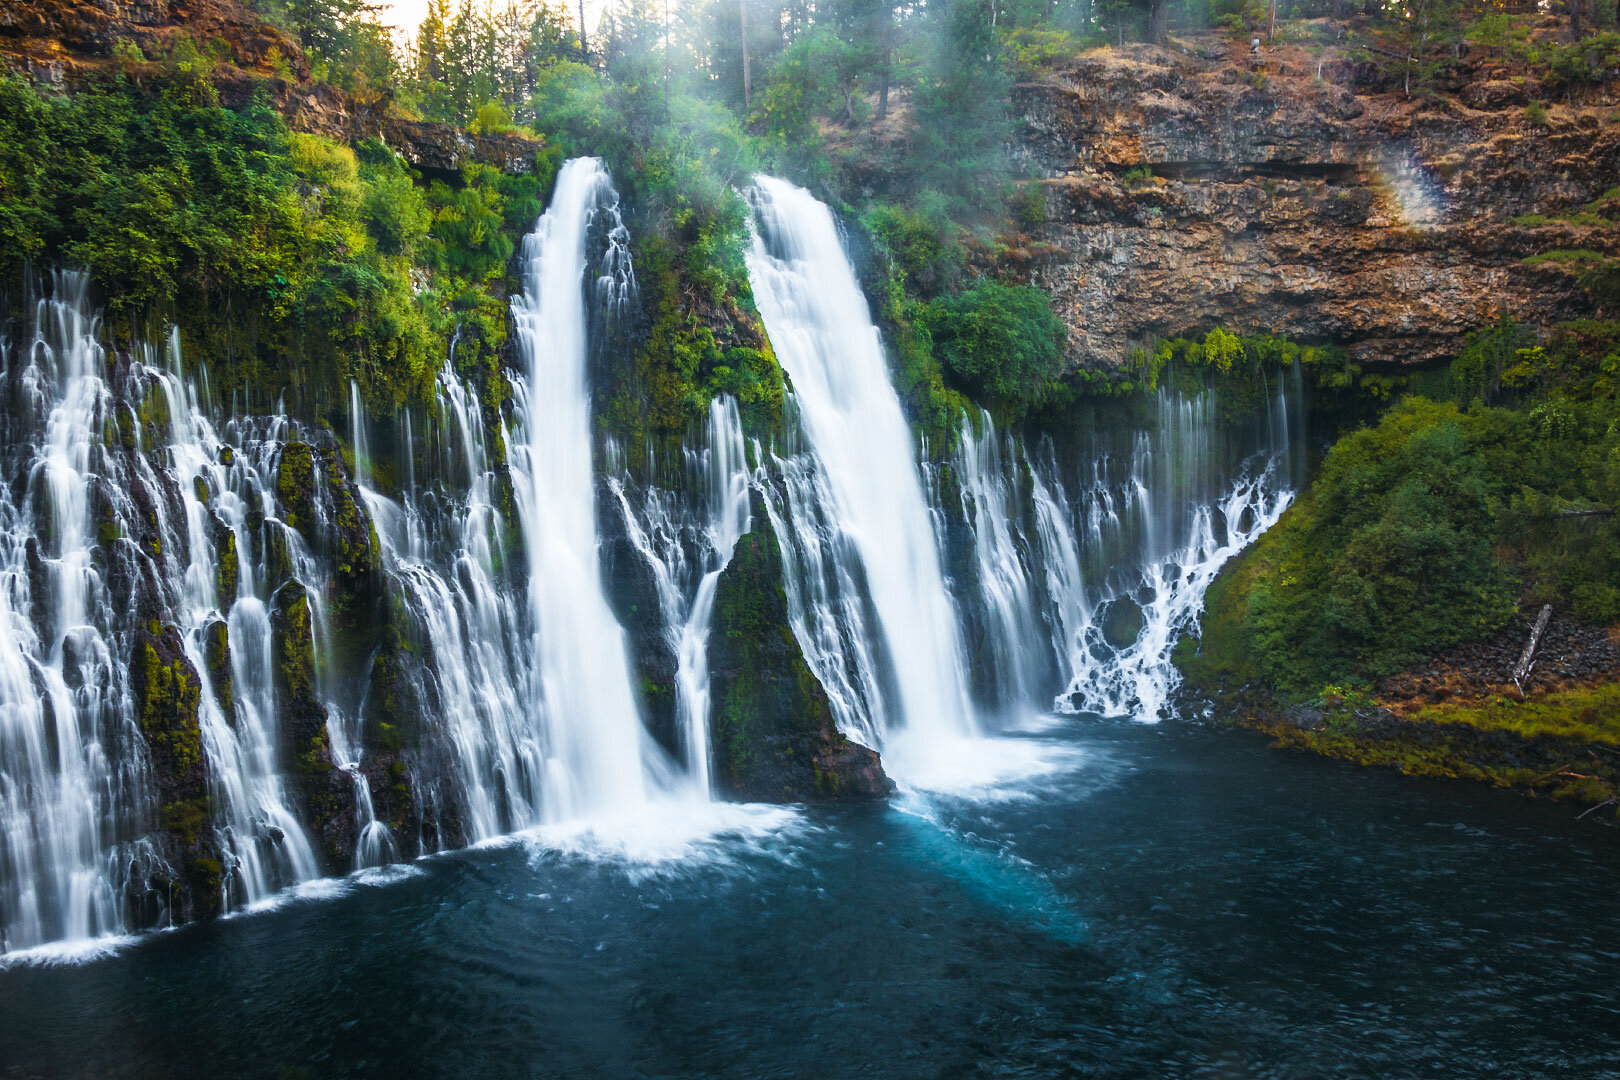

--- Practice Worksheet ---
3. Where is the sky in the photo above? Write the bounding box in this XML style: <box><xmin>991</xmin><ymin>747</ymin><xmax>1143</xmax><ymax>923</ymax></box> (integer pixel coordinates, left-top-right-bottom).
<box><xmin>375</xmin><ymin>0</ymin><xmax>611</xmax><ymax>48</ymax></box>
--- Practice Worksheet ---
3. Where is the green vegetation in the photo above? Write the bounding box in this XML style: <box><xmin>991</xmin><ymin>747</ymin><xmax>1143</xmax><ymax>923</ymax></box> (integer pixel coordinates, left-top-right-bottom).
<box><xmin>1242</xmin><ymin>699</ymin><xmax>1619</xmax><ymax>811</ymax></box>
<box><xmin>1183</xmin><ymin>320</ymin><xmax>1620</xmax><ymax>696</ymax></box>
<box><xmin>0</xmin><ymin>71</ymin><xmax>546</xmax><ymax>418</ymax></box>
<box><xmin>915</xmin><ymin>280</ymin><xmax>1066</xmax><ymax>418</ymax></box>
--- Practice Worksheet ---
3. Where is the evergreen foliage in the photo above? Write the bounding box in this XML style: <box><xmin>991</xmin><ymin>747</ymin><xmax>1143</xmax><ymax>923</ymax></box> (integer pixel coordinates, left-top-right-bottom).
<box><xmin>1186</xmin><ymin>321</ymin><xmax>1620</xmax><ymax>695</ymax></box>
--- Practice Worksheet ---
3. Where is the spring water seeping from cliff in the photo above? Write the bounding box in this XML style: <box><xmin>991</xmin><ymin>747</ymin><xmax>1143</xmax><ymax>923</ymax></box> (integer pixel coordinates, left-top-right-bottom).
<box><xmin>0</xmin><ymin>274</ymin><xmax>331</xmax><ymax>955</ymax></box>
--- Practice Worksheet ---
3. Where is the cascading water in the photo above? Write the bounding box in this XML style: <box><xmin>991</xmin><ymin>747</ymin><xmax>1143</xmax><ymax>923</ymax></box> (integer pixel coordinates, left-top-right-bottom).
<box><xmin>0</xmin><ymin>274</ymin><xmax>338</xmax><ymax>954</ymax></box>
<box><xmin>754</xmin><ymin>434</ymin><xmax>893</xmax><ymax>751</ymax></box>
<box><xmin>746</xmin><ymin>177</ymin><xmax>976</xmax><ymax>763</ymax></box>
<box><xmin>151</xmin><ymin>335</ymin><xmax>320</xmax><ymax>898</ymax></box>
<box><xmin>0</xmin><ymin>274</ymin><xmax>157</xmax><ymax>953</ymax></box>
<box><xmin>1054</xmin><ymin>382</ymin><xmax>1301</xmax><ymax>720</ymax></box>
<box><xmin>608</xmin><ymin>397</ymin><xmax>751</xmax><ymax>792</ymax></box>
<box><xmin>0</xmin><ymin>164</ymin><xmax>1308</xmax><ymax>959</ymax></box>
<box><xmin>507</xmin><ymin>156</ymin><xmax>669</xmax><ymax>820</ymax></box>
<box><xmin>926</xmin><ymin>381</ymin><xmax>1304</xmax><ymax>723</ymax></box>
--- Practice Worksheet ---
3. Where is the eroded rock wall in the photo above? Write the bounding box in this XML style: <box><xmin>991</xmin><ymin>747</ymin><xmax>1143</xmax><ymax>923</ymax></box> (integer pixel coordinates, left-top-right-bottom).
<box><xmin>1012</xmin><ymin>40</ymin><xmax>1620</xmax><ymax>368</ymax></box>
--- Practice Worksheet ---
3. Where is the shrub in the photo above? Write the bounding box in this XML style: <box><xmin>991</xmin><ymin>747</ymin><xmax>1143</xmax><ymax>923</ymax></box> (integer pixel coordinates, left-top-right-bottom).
<box><xmin>916</xmin><ymin>280</ymin><xmax>1066</xmax><ymax>414</ymax></box>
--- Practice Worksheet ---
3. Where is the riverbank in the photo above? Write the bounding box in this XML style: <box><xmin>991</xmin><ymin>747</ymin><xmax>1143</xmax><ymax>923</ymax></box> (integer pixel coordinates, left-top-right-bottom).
<box><xmin>1196</xmin><ymin>609</ymin><xmax>1620</xmax><ymax>821</ymax></box>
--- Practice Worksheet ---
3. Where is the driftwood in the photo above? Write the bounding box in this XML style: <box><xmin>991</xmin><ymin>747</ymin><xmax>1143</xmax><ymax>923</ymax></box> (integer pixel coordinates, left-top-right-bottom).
<box><xmin>1512</xmin><ymin>604</ymin><xmax>1554</xmax><ymax>697</ymax></box>
<box><xmin>1559</xmin><ymin>507</ymin><xmax>1615</xmax><ymax>519</ymax></box>
<box><xmin>1576</xmin><ymin>798</ymin><xmax>1618</xmax><ymax>820</ymax></box>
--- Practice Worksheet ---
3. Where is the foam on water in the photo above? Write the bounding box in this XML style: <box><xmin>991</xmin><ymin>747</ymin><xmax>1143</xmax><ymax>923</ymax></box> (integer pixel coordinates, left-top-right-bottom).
<box><xmin>522</xmin><ymin>800</ymin><xmax>810</xmax><ymax>880</ymax></box>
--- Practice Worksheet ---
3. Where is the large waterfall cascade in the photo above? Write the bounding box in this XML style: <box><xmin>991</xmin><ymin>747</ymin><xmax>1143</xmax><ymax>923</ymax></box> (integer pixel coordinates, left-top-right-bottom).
<box><xmin>745</xmin><ymin>176</ymin><xmax>978</xmax><ymax>769</ymax></box>
<box><xmin>740</xmin><ymin>178</ymin><xmax>1306</xmax><ymax>753</ymax></box>
<box><xmin>507</xmin><ymin>156</ymin><xmax>678</xmax><ymax>821</ymax></box>
<box><xmin>1</xmin><ymin>162</ymin><xmax>1307</xmax><ymax>959</ymax></box>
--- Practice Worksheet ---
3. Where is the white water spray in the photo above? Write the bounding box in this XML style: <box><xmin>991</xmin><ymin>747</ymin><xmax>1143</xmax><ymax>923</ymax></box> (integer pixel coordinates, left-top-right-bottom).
<box><xmin>508</xmin><ymin>157</ymin><xmax>665</xmax><ymax>821</ymax></box>
<box><xmin>746</xmin><ymin>177</ymin><xmax>976</xmax><ymax>764</ymax></box>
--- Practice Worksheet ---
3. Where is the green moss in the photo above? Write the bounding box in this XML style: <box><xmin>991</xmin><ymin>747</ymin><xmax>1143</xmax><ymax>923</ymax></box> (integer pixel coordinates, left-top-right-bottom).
<box><xmin>203</xmin><ymin>618</ymin><xmax>233</xmax><ymax>715</ymax></box>
<box><xmin>277</xmin><ymin>442</ymin><xmax>317</xmax><ymax>536</ymax></box>
<box><xmin>1404</xmin><ymin>682</ymin><xmax>1620</xmax><ymax>745</ymax></box>
<box><xmin>707</xmin><ymin>494</ymin><xmax>887</xmax><ymax>802</ymax></box>
<box><xmin>215</xmin><ymin>528</ymin><xmax>238</xmax><ymax>604</ymax></box>
<box><xmin>159</xmin><ymin>795</ymin><xmax>212</xmax><ymax>847</ymax></box>
<box><xmin>131</xmin><ymin>631</ymin><xmax>204</xmax><ymax>776</ymax></box>
<box><xmin>1240</xmin><ymin>707</ymin><xmax>1619</xmax><ymax>817</ymax></box>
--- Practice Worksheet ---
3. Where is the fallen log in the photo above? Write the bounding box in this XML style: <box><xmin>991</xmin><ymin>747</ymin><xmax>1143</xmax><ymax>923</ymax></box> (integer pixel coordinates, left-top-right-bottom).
<box><xmin>1512</xmin><ymin>603</ymin><xmax>1554</xmax><ymax>697</ymax></box>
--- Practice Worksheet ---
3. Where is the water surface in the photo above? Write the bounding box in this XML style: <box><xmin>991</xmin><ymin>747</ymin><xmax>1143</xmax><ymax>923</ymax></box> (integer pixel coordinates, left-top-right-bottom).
<box><xmin>2</xmin><ymin>719</ymin><xmax>1616</xmax><ymax>1079</ymax></box>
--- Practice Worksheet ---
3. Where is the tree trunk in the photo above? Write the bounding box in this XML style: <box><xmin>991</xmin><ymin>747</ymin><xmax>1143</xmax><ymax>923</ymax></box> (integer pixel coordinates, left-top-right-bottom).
<box><xmin>877</xmin><ymin>10</ymin><xmax>891</xmax><ymax>120</ymax></box>
<box><xmin>1269</xmin><ymin>0</ymin><xmax>1277</xmax><ymax>40</ymax></box>
<box><xmin>1569</xmin><ymin>0</ymin><xmax>1586</xmax><ymax>41</ymax></box>
<box><xmin>1513</xmin><ymin>604</ymin><xmax>1554</xmax><ymax>696</ymax></box>
<box><xmin>740</xmin><ymin>0</ymin><xmax>752</xmax><ymax>109</ymax></box>
<box><xmin>578</xmin><ymin>0</ymin><xmax>588</xmax><ymax>62</ymax></box>
<box><xmin>1150</xmin><ymin>0</ymin><xmax>1168</xmax><ymax>45</ymax></box>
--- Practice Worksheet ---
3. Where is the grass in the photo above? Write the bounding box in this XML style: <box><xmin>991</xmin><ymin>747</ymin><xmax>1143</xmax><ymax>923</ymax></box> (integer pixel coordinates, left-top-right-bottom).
<box><xmin>1401</xmin><ymin>680</ymin><xmax>1620</xmax><ymax>745</ymax></box>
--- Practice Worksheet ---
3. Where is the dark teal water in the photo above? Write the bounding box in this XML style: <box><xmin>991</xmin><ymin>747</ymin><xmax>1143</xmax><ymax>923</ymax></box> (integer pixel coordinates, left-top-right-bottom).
<box><xmin>2</xmin><ymin>719</ymin><xmax>1617</xmax><ymax>1079</ymax></box>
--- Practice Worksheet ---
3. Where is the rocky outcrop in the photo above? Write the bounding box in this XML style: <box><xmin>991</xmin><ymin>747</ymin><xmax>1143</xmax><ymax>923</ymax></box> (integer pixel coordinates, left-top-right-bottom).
<box><xmin>707</xmin><ymin>492</ymin><xmax>892</xmax><ymax>803</ymax></box>
<box><xmin>271</xmin><ymin>579</ymin><xmax>356</xmax><ymax>868</ymax></box>
<box><xmin>1012</xmin><ymin>36</ymin><xmax>1620</xmax><ymax>368</ymax></box>
<box><xmin>0</xmin><ymin>0</ymin><xmax>546</xmax><ymax>177</ymax></box>
<box><xmin>0</xmin><ymin>0</ymin><xmax>307</xmax><ymax>82</ymax></box>
<box><xmin>130</xmin><ymin>622</ymin><xmax>223</xmax><ymax>920</ymax></box>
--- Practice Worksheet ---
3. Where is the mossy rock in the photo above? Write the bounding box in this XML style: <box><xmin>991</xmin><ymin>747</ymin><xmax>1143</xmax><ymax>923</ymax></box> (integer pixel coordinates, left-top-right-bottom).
<box><xmin>213</xmin><ymin>516</ymin><xmax>238</xmax><ymax>606</ymax></box>
<box><xmin>707</xmin><ymin>490</ymin><xmax>892</xmax><ymax>803</ymax></box>
<box><xmin>131</xmin><ymin>623</ymin><xmax>206</xmax><ymax>781</ymax></box>
<box><xmin>1100</xmin><ymin>597</ymin><xmax>1145</xmax><ymax>652</ymax></box>
<box><xmin>277</xmin><ymin>442</ymin><xmax>317</xmax><ymax>538</ymax></box>
<box><xmin>131</xmin><ymin>623</ymin><xmax>226</xmax><ymax>918</ymax></box>
<box><xmin>203</xmin><ymin>617</ymin><xmax>233</xmax><ymax>715</ymax></box>
<box><xmin>271</xmin><ymin>579</ymin><xmax>356</xmax><ymax>868</ymax></box>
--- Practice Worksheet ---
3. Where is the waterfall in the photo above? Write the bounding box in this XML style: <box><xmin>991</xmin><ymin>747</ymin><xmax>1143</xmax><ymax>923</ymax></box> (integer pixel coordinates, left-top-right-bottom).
<box><xmin>945</xmin><ymin>411</ymin><xmax>1050</xmax><ymax>708</ymax></box>
<box><xmin>1052</xmin><ymin>381</ymin><xmax>1302</xmax><ymax>720</ymax></box>
<box><xmin>0</xmin><ymin>165</ymin><xmax>1310</xmax><ymax>957</ymax></box>
<box><xmin>755</xmin><ymin>439</ymin><xmax>892</xmax><ymax>750</ymax></box>
<box><xmin>0</xmin><ymin>274</ymin><xmax>334</xmax><ymax>954</ymax></box>
<box><xmin>746</xmin><ymin>176</ymin><xmax>976</xmax><ymax>763</ymax></box>
<box><xmin>608</xmin><ymin>397</ymin><xmax>751</xmax><ymax>792</ymax></box>
<box><xmin>358</xmin><ymin>360</ymin><xmax>537</xmax><ymax>843</ymax></box>
<box><xmin>0</xmin><ymin>274</ymin><xmax>154</xmax><ymax>952</ymax></box>
<box><xmin>151</xmin><ymin>335</ymin><xmax>319</xmax><ymax>900</ymax></box>
<box><xmin>508</xmin><ymin>156</ymin><xmax>667</xmax><ymax>821</ymax></box>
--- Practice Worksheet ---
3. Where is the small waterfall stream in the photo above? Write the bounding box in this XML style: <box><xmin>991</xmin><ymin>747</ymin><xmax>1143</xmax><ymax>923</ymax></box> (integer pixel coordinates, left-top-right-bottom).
<box><xmin>608</xmin><ymin>397</ymin><xmax>751</xmax><ymax>792</ymax></box>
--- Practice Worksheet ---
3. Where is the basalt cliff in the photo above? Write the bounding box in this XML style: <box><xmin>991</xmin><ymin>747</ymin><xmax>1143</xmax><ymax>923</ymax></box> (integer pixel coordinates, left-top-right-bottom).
<box><xmin>1010</xmin><ymin>36</ymin><xmax>1620</xmax><ymax>368</ymax></box>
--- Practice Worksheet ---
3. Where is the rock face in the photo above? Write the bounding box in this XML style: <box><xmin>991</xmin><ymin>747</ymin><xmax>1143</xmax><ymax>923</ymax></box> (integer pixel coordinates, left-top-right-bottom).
<box><xmin>130</xmin><ymin>622</ymin><xmax>222</xmax><ymax>920</ymax></box>
<box><xmin>1012</xmin><ymin>38</ymin><xmax>1620</xmax><ymax>368</ymax></box>
<box><xmin>0</xmin><ymin>0</ymin><xmax>546</xmax><ymax>177</ymax></box>
<box><xmin>708</xmin><ymin>492</ymin><xmax>893</xmax><ymax>803</ymax></box>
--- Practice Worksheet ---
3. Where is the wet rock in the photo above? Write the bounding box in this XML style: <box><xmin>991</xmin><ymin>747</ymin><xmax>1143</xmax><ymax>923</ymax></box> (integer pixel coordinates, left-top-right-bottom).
<box><xmin>1100</xmin><ymin>596</ymin><xmax>1145</xmax><ymax>651</ymax></box>
<box><xmin>597</xmin><ymin>474</ymin><xmax>680</xmax><ymax>757</ymax></box>
<box><xmin>708</xmin><ymin>491</ymin><xmax>892</xmax><ymax>803</ymax></box>
<box><xmin>130</xmin><ymin>621</ymin><xmax>223</xmax><ymax>920</ymax></box>
<box><xmin>271</xmin><ymin>579</ymin><xmax>356</xmax><ymax>869</ymax></box>
<box><xmin>203</xmin><ymin>617</ymin><xmax>232</xmax><ymax>715</ymax></box>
